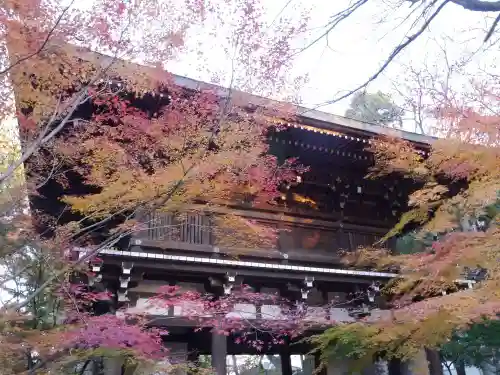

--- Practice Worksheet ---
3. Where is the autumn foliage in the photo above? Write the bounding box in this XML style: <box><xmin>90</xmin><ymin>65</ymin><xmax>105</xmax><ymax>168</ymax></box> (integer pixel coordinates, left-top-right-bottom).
<box><xmin>315</xmin><ymin>88</ymin><xmax>500</xmax><ymax>366</ymax></box>
<box><xmin>2</xmin><ymin>0</ymin><xmax>499</xmax><ymax>373</ymax></box>
<box><xmin>0</xmin><ymin>0</ymin><xmax>315</xmax><ymax>373</ymax></box>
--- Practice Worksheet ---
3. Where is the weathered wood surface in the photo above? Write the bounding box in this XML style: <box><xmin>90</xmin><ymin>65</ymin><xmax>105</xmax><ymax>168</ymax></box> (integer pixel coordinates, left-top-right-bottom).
<box><xmin>137</xmin><ymin>211</ymin><xmax>385</xmax><ymax>252</ymax></box>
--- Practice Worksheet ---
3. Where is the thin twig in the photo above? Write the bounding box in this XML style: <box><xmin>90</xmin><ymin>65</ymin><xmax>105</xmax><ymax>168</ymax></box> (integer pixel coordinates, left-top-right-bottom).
<box><xmin>11</xmin><ymin>163</ymin><xmax>195</xmax><ymax>311</ymax></box>
<box><xmin>288</xmin><ymin>0</ymin><xmax>369</xmax><ymax>60</ymax></box>
<box><xmin>0</xmin><ymin>5</ymin><xmax>135</xmax><ymax>186</ymax></box>
<box><xmin>0</xmin><ymin>0</ymin><xmax>76</xmax><ymax>76</ymax></box>
<box><xmin>304</xmin><ymin>0</ymin><xmax>450</xmax><ymax>113</ymax></box>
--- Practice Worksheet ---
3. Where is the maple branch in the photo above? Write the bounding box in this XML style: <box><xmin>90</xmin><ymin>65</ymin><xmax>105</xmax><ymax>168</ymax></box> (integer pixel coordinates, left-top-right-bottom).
<box><xmin>0</xmin><ymin>8</ymin><xmax>136</xmax><ymax>186</ymax></box>
<box><xmin>0</xmin><ymin>262</ymin><xmax>31</xmax><ymax>288</ymax></box>
<box><xmin>71</xmin><ymin>206</ymin><xmax>133</xmax><ymax>241</ymax></box>
<box><xmin>0</xmin><ymin>55</ymin><xmax>127</xmax><ymax>186</ymax></box>
<box><xmin>0</xmin><ymin>92</ymin><xmax>83</xmax><ymax>185</ymax></box>
<box><xmin>34</xmin><ymin>150</ymin><xmax>63</xmax><ymax>190</ymax></box>
<box><xmin>0</xmin><ymin>0</ymin><xmax>76</xmax><ymax>76</ymax></box>
<box><xmin>10</xmin><ymin>164</ymin><xmax>196</xmax><ymax>311</ymax></box>
<box><xmin>306</xmin><ymin>0</ymin><xmax>450</xmax><ymax>112</ymax></box>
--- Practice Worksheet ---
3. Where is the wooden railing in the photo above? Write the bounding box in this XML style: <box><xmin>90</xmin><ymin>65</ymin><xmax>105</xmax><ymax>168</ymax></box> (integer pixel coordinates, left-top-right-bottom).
<box><xmin>135</xmin><ymin>210</ymin><xmax>387</xmax><ymax>255</ymax></box>
<box><xmin>141</xmin><ymin>211</ymin><xmax>212</xmax><ymax>245</ymax></box>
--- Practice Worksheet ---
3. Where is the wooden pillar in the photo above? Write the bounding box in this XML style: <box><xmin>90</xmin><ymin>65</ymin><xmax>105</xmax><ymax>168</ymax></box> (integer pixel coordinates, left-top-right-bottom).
<box><xmin>187</xmin><ymin>345</ymin><xmax>199</xmax><ymax>363</ymax></box>
<box><xmin>425</xmin><ymin>349</ymin><xmax>443</xmax><ymax>375</ymax></box>
<box><xmin>388</xmin><ymin>359</ymin><xmax>402</xmax><ymax>375</ymax></box>
<box><xmin>255</xmin><ymin>285</ymin><xmax>263</xmax><ymax>320</ymax></box>
<box><xmin>280</xmin><ymin>338</ymin><xmax>293</xmax><ymax>375</ymax></box>
<box><xmin>211</xmin><ymin>332</ymin><xmax>227</xmax><ymax>375</ymax></box>
<box><xmin>314</xmin><ymin>352</ymin><xmax>327</xmax><ymax>375</ymax></box>
<box><xmin>281</xmin><ymin>351</ymin><xmax>293</xmax><ymax>375</ymax></box>
<box><xmin>102</xmin><ymin>357</ymin><xmax>124</xmax><ymax>375</ymax></box>
<box><xmin>187</xmin><ymin>337</ymin><xmax>199</xmax><ymax>375</ymax></box>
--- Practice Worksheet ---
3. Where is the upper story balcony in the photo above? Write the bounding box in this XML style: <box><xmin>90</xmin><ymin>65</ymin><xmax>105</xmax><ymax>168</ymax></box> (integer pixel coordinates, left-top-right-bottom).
<box><xmin>131</xmin><ymin>209</ymin><xmax>391</xmax><ymax>266</ymax></box>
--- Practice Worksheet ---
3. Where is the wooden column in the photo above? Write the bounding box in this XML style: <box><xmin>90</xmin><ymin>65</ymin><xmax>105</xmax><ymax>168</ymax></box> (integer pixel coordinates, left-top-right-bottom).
<box><xmin>281</xmin><ymin>351</ymin><xmax>293</xmax><ymax>375</ymax></box>
<box><xmin>255</xmin><ymin>285</ymin><xmax>262</xmax><ymax>320</ymax></box>
<box><xmin>187</xmin><ymin>336</ymin><xmax>199</xmax><ymax>375</ymax></box>
<box><xmin>280</xmin><ymin>337</ymin><xmax>294</xmax><ymax>375</ymax></box>
<box><xmin>211</xmin><ymin>332</ymin><xmax>227</xmax><ymax>375</ymax></box>
<box><xmin>314</xmin><ymin>352</ymin><xmax>327</xmax><ymax>375</ymax></box>
<box><xmin>425</xmin><ymin>349</ymin><xmax>443</xmax><ymax>375</ymax></box>
<box><xmin>187</xmin><ymin>342</ymin><xmax>199</xmax><ymax>363</ymax></box>
<box><xmin>102</xmin><ymin>357</ymin><xmax>124</xmax><ymax>375</ymax></box>
<box><xmin>388</xmin><ymin>359</ymin><xmax>402</xmax><ymax>375</ymax></box>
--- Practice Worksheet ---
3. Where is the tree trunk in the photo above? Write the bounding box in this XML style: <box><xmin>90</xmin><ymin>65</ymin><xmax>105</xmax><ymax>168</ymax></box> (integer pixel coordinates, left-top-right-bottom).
<box><xmin>455</xmin><ymin>361</ymin><xmax>466</xmax><ymax>375</ymax></box>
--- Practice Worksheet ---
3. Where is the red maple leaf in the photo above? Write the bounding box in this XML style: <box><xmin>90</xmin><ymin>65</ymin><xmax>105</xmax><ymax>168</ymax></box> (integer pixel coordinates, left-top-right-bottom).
<box><xmin>117</xmin><ymin>2</ymin><xmax>126</xmax><ymax>15</ymax></box>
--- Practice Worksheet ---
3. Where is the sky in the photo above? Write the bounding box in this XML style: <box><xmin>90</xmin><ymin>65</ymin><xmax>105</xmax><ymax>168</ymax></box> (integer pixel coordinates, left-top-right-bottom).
<box><xmin>162</xmin><ymin>0</ymin><xmax>499</xmax><ymax>131</ymax></box>
<box><xmin>54</xmin><ymin>0</ymin><xmax>500</xmax><ymax>133</ymax></box>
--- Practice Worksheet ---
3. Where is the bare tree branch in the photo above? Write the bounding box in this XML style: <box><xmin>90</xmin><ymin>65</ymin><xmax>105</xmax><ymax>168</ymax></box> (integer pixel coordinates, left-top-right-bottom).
<box><xmin>9</xmin><ymin>157</ymin><xmax>198</xmax><ymax>311</ymax></box>
<box><xmin>450</xmin><ymin>0</ymin><xmax>500</xmax><ymax>12</ymax></box>
<box><xmin>289</xmin><ymin>0</ymin><xmax>497</xmax><ymax>115</ymax></box>
<box><xmin>0</xmin><ymin>0</ymin><xmax>76</xmax><ymax>76</ymax></box>
<box><xmin>268</xmin><ymin>0</ymin><xmax>295</xmax><ymax>28</ymax></box>
<box><xmin>0</xmin><ymin>91</ymin><xmax>84</xmax><ymax>185</ymax></box>
<box><xmin>0</xmin><ymin>262</ymin><xmax>31</xmax><ymax>288</ymax></box>
<box><xmin>289</xmin><ymin>0</ymin><xmax>369</xmax><ymax>59</ymax></box>
<box><xmin>484</xmin><ymin>13</ymin><xmax>500</xmax><ymax>41</ymax></box>
<box><xmin>0</xmin><ymin>4</ymin><xmax>137</xmax><ymax>186</ymax></box>
<box><xmin>305</xmin><ymin>0</ymin><xmax>450</xmax><ymax>112</ymax></box>
<box><xmin>377</xmin><ymin>0</ymin><xmax>437</xmax><ymax>44</ymax></box>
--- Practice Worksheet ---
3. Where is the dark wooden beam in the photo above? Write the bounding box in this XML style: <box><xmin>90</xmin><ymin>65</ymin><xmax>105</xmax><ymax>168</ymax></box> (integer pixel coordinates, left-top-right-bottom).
<box><xmin>100</xmin><ymin>256</ymin><xmax>385</xmax><ymax>284</ymax></box>
<box><xmin>135</xmin><ymin>240</ymin><xmax>344</xmax><ymax>266</ymax></box>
